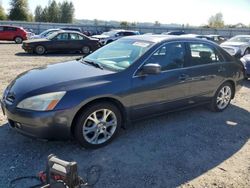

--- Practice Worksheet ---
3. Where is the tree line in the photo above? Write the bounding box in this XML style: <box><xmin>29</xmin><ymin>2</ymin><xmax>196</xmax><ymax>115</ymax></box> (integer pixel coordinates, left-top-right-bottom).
<box><xmin>0</xmin><ymin>0</ymin><xmax>75</xmax><ymax>23</ymax></box>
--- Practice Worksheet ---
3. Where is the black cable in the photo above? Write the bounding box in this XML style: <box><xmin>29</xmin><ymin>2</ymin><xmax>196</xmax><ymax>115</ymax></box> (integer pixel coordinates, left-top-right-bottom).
<box><xmin>81</xmin><ymin>165</ymin><xmax>102</xmax><ymax>187</ymax></box>
<box><xmin>8</xmin><ymin>176</ymin><xmax>42</xmax><ymax>188</ymax></box>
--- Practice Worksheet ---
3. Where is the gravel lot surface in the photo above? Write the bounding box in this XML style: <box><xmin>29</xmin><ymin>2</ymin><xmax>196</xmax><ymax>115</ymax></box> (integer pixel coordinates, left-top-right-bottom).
<box><xmin>0</xmin><ymin>42</ymin><xmax>249</xmax><ymax>188</ymax></box>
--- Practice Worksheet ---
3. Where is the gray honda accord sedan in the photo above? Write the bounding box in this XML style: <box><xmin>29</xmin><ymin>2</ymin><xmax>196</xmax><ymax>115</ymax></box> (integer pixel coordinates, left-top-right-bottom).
<box><xmin>1</xmin><ymin>35</ymin><xmax>244</xmax><ymax>149</ymax></box>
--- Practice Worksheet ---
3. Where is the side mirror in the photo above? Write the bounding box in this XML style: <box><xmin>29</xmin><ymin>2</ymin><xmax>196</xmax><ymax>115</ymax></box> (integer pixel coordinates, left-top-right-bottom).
<box><xmin>141</xmin><ymin>63</ymin><xmax>161</xmax><ymax>75</ymax></box>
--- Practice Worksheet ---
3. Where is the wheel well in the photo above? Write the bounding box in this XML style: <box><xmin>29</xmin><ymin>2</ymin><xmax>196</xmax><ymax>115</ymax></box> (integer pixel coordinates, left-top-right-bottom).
<box><xmin>14</xmin><ymin>36</ymin><xmax>23</xmax><ymax>40</ymax></box>
<box><xmin>70</xmin><ymin>97</ymin><xmax>127</xmax><ymax>136</ymax></box>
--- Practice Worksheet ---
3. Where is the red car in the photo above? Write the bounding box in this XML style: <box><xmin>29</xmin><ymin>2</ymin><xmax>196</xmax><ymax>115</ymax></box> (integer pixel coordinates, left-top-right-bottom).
<box><xmin>0</xmin><ymin>25</ymin><xmax>28</xmax><ymax>44</ymax></box>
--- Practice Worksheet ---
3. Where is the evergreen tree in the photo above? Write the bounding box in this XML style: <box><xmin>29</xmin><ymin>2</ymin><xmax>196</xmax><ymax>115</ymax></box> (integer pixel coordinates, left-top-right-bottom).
<box><xmin>9</xmin><ymin>0</ymin><xmax>30</xmax><ymax>21</ymax></box>
<box><xmin>34</xmin><ymin>5</ymin><xmax>43</xmax><ymax>22</ymax></box>
<box><xmin>59</xmin><ymin>1</ymin><xmax>74</xmax><ymax>23</ymax></box>
<box><xmin>47</xmin><ymin>0</ymin><xmax>60</xmax><ymax>22</ymax></box>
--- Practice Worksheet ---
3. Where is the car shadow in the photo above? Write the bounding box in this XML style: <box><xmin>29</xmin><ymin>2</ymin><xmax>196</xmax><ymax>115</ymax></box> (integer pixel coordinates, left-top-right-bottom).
<box><xmin>15</xmin><ymin>52</ymin><xmax>84</xmax><ymax>57</ymax></box>
<box><xmin>0</xmin><ymin>42</ymin><xmax>18</xmax><ymax>45</ymax></box>
<box><xmin>0</xmin><ymin>104</ymin><xmax>249</xmax><ymax>187</ymax></box>
<box><xmin>243</xmin><ymin>79</ymin><xmax>250</xmax><ymax>88</ymax></box>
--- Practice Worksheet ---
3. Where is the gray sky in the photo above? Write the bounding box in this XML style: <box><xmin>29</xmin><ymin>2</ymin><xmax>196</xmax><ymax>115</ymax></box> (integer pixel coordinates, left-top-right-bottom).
<box><xmin>2</xmin><ymin>0</ymin><xmax>250</xmax><ymax>26</ymax></box>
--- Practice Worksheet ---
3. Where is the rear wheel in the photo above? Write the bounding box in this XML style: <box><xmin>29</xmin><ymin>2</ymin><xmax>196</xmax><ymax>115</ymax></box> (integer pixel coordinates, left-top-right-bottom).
<box><xmin>209</xmin><ymin>82</ymin><xmax>233</xmax><ymax>112</ymax></box>
<box><xmin>82</xmin><ymin>46</ymin><xmax>90</xmax><ymax>54</ymax></box>
<box><xmin>35</xmin><ymin>45</ymin><xmax>46</xmax><ymax>55</ymax></box>
<box><xmin>74</xmin><ymin>102</ymin><xmax>122</xmax><ymax>149</ymax></box>
<box><xmin>14</xmin><ymin>37</ymin><xmax>23</xmax><ymax>44</ymax></box>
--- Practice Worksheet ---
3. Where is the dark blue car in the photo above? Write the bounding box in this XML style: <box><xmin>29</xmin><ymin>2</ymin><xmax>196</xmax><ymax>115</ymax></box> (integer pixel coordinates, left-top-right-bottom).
<box><xmin>1</xmin><ymin>35</ymin><xmax>244</xmax><ymax>149</ymax></box>
<box><xmin>240</xmin><ymin>55</ymin><xmax>250</xmax><ymax>79</ymax></box>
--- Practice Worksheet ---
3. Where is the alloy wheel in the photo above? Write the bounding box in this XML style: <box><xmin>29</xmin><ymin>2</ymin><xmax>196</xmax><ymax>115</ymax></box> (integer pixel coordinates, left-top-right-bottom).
<box><xmin>216</xmin><ymin>86</ymin><xmax>232</xmax><ymax>110</ymax></box>
<box><xmin>82</xmin><ymin>109</ymin><xmax>117</xmax><ymax>145</ymax></box>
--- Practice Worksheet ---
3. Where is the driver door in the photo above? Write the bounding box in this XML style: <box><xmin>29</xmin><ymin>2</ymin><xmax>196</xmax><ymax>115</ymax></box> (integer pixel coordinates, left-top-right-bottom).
<box><xmin>131</xmin><ymin>42</ymin><xmax>191</xmax><ymax>119</ymax></box>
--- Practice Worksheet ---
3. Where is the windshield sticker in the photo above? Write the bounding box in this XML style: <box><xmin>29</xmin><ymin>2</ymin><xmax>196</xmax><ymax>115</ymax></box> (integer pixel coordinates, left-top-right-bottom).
<box><xmin>133</xmin><ymin>42</ymin><xmax>150</xmax><ymax>47</ymax></box>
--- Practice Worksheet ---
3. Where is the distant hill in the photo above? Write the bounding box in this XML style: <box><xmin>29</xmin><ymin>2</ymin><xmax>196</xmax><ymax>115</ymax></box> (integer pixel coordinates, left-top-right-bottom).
<box><xmin>74</xmin><ymin>19</ymin><xmax>183</xmax><ymax>28</ymax></box>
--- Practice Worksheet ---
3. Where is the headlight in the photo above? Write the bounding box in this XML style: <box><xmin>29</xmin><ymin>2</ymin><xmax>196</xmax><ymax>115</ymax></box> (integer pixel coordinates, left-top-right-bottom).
<box><xmin>17</xmin><ymin>91</ymin><xmax>66</xmax><ymax>111</ymax></box>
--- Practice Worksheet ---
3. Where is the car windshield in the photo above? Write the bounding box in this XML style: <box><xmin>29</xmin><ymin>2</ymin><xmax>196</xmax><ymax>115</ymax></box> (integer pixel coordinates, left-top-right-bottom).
<box><xmin>46</xmin><ymin>32</ymin><xmax>60</xmax><ymax>40</ymax></box>
<box><xmin>83</xmin><ymin>40</ymin><xmax>153</xmax><ymax>72</ymax></box>
<box><xmin>228</xmin><ymin>36</ymin><xmax>250</xmax><ymax>43</ymax></box>
<box><xmin>102</xmin><ymin>31</ymin><xmax>119</xmax><ymax>36</ymax></box>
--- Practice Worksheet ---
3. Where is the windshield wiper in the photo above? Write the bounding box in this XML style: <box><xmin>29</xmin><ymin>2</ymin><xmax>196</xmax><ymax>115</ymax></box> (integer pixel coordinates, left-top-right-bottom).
<box><xmin>81</xmin><ymin>60</ymin><xmax>104</xmax><ymax>70</ymax></box>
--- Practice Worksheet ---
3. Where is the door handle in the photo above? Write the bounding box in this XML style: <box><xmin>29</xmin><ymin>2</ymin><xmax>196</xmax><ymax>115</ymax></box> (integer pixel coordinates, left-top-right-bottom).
<box><xmin>179</xmin><ymin>74</ymin><xmax>189</xmax><ymax>81</ymax></box>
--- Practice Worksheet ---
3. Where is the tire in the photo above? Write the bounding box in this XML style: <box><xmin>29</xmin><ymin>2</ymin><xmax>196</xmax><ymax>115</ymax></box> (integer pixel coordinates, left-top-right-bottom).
<box><xmin>209</xmin><ymin>82</ymin><xmax>233</xmax><ymax>112</ymax></box>
<box><xmin>35</xmin><ymin>45</ymin><xmax>46</xmax><ymax>55</ymax></box>
<box><xmin>244</xmin><ymin>48</ymin><xmax>250</xmax><ymax>56</ymax></box>
<box><xmin>74</xmin><ymin>102</ymin><xmax>122</xmax><ymax>149</ymax></box>
<box><xmin>82</xmin><ymin>46</ymin><xmax>90</xmax><ymax>54</ymax></box>
<box><xmin>14</xmin><ymin>37</ymin><xmax>23</xmax><ymax>44</ymax></box>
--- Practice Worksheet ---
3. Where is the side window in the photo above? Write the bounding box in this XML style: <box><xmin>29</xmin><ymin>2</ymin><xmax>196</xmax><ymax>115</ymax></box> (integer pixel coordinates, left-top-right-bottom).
<box><xmin>0</xmin><ymin>27</ymin><xmax>3</xmax><ymax>31</ymax></box>
<box><xmin>117</xmin><ymin>32</ymin><xmax>124</xmax><ymax>36</ymax></box>
<box><xmin>189</xmin><ymin>43</ymin><xmax>223</xmax><ymax>66</ymax></box>
<box><xmin>78</xmin><ymin>34</ymin><xmax>86</xmax><ymax>40</ymax></box>
<box><xmin>55</xmin><ymin>33</ymin><xmax>69</xmax><ymax>40</ymax></box>
<box><xmin>124</xmin><ymin>32</ymin><xmax>135</xmax><ymax>36</ymax></box>
<box><xmin>69</xmin><ymin>33</ymin><xmax>79</xmax><ymax>40</ymax></box>
<box><xmin>4</xmin><ymin>27</ymin><xmax>17</xmax><ymax>31</ymax></box>
<box><xmin>145</xmin><ymin>42</ymin><xmax>186</xmax><ymax>71</ymax></box>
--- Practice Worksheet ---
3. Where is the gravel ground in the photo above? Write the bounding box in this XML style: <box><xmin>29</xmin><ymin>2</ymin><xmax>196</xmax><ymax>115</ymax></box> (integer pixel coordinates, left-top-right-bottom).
<box><xmin>0</xmin><ymin>42</ymin><xmax>249</xmax><ymax>188</ymax></box>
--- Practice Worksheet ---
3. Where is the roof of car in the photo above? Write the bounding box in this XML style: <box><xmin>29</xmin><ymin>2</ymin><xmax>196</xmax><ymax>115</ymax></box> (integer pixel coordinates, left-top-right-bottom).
<box><xmin>54</xmin><ymin>30</ymin><xmax>83</xmax><ymax>34</ymax></box>
<box><xmin>123</xmin><ymin>34</ymin><xmax>216</xmax><ymax>44</ymax></box>
<box><xmin>0</xmin><ymin>25</ymin><xmax>21</xmax><ymax>28</ymax></box>
<box><xmin>234</xmin><ymin>35</ymin><xmax>250</xmax><ymax>37</ymax></box>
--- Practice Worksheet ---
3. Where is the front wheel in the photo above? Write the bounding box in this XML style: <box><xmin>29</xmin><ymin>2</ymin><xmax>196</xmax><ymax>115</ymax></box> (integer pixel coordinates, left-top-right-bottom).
<box><xmin>35</xmin><ymin>45</ymin><xmax>46</xmax><ymax>55</ymax></box>
<box><xmin>209</xmin><ymin>82</ymin><xmax>233</xmax><ymax>112</ymax></box>
<box><xmin>74</xmin><ymin>102</ymin><xmax>122</xmax><ymax>149</ymax></box>
<box><xmin>82</xmin><ymin>46</ymin><xmax>90</xmax><ymax>54</ymax></box>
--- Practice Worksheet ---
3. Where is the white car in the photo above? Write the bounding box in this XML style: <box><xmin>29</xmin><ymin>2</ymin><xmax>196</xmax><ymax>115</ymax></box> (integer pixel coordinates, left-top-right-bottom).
<box><xmin>92</xmin><ymin>30</ymin><xmax>140</xmax><ymax>45</ymax></box>
<box><xmin>220</xmin><ymin>35</ymin><xmax>250</xmax><ymax>57</ymax></box>
<box><xmin>30</xmin><ymin>29</ymin><xmax>62</xmax><ymax>39</ymax></box>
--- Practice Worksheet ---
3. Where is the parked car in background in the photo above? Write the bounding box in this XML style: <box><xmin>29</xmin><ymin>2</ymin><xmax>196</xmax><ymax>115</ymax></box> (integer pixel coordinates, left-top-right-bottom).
<box><xmin>162</xmin><ymin>31</ymin><xmax>186</xmax><ymax>35</ymax></box>
<box><xmin>22</xmin><ymin>31</ymin><xmax>100</xmax><ymax>55</ymax></box>
<box><xmin>205</xmin><ymin>34</ymin><xmax>226</xmax><ymax>44</ymax></box>
<box><xmin>240</xmin><ymin>55</ymin><xmax>250</xmax><ymax>79</ymax></box>
<box><xmin>31</xmin><ymin>28</ymin><xmax>62</xmax><ymax>39</ymax></box>
<box><xmin>220</xmin><ymin>35</ymin><xmax>250</xmax><ymax>57</ymax></box>
<box><xmin>60</xmin><ymin>27</ymin><xmax>82</xmax><ymax>33</ymax></box>
<box><xmin>2</xmin><ymin>35</ymin><xmax>244</xmax><ymax>148</ymax></box>
<box><xmin>181</xmin><ymin>34</ymin><xmax>213</xmax><ymax>40</ymax></box>
<box><xmin>92</xmin><ymin>29</ymin><xmax>140</xmax><ymax>45</ymax></box>
<box><xmin>0</xmin><ymin>25</ymin><xmax>28</xmax><ymax>43</ymax></box>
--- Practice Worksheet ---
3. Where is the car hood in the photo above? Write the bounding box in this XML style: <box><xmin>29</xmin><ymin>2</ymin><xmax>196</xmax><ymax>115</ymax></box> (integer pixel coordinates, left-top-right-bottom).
<box><xmin>220</xmin><ymin>41</ymin><xmax>248</xmax><ymax>47</ymax></box>
<box><xmin>92</xmin><ymin>35</ymin><xmax>110</xmax><ymax>39</ymax></box>
<box><xmin>7</xmin><ymin>60</ymin><xmax>114</xmax><ymax>100</ymax></box>
<box><xmin>30</xmin><ymin>35</ymin><xmax>42</xmax><ymax>39</ymax></box>
<box><xmin>24</xmin><ymin>38</ymin><xmax>50</xmax><ymax>44</ymax></box>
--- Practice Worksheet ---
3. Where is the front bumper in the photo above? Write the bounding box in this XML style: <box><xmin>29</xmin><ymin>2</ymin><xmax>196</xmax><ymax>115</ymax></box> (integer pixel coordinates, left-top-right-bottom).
<box><xmin>22</xmin><ymin>45</ymin><xmax>33</xmax><ymax>53</ymax></box>
<box><xmin>1</xmin><ymin>99</ymin><xmax>73</xmax><ymax>140</ymax></box>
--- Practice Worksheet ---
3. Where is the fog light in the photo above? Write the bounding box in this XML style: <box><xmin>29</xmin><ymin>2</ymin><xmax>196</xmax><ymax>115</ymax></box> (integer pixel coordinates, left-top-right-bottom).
<box><xmin>15</xmin><ymin>122</ymin><xmax>22</xmax><ymax>129</ymax></box>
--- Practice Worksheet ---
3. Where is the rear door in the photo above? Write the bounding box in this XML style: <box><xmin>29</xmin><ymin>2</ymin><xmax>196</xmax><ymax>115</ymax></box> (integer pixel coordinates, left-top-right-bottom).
<box><xmin>68</xmin><ymin>33</ymin><xmax>86</xmax><ymax>50</ymax></box>
<box><xmin>3</xmin><ymin>27</ymin><xmax>17</xmax><ymax>40</ymax></box>
<box><xmin>185</xmin><ymin>42</ymin><xmax>226</xmax><ymax>102</ymax></box>
<box><xmin>131</xmin><ymin>42</ymin><xmax>192</xmax><ymax>118</ymax></box>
